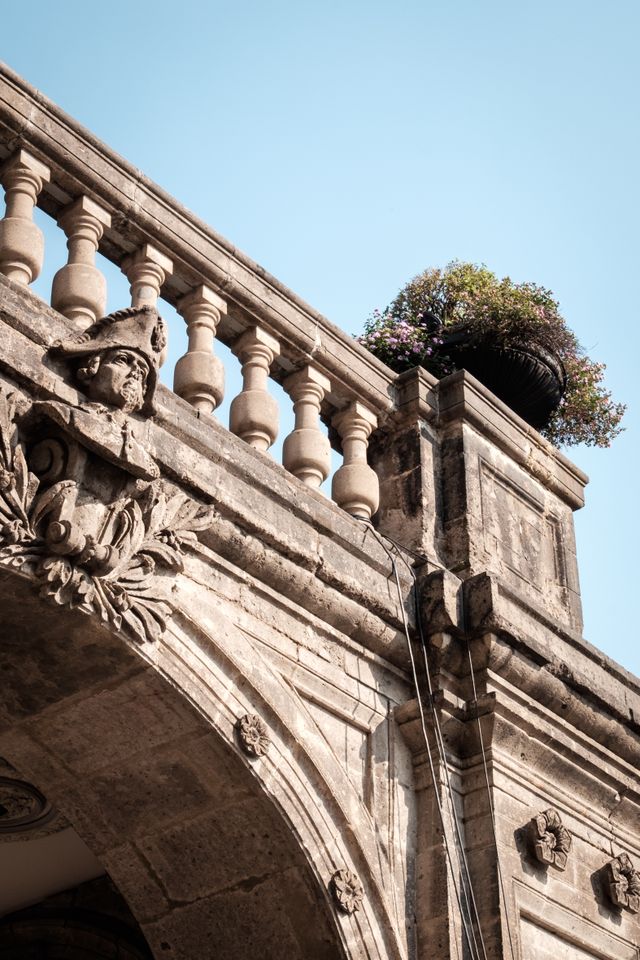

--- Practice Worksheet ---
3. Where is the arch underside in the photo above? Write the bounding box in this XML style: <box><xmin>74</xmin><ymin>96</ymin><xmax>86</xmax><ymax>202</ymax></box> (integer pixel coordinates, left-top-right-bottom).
<box><xmin>0</xmin><ymin>570</ymin><xmax>350</xmax><ymax>960</ymax></box>
<box><xmin>0</xmin><ymin>875</ymin><xmax>154</xmax><ymax>959</ymax></box>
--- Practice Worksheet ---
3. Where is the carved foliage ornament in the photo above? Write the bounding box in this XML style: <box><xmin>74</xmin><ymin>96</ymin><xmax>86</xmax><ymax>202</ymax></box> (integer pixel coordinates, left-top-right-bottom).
<box><xmin>236</xmin><ymin>714</ymin><xmax>270</xmax><ymax>757</ymax></box>
<box><xmin>0</xmin><ymin>390</ymin><xmax>214</xmax><ymax>644</ymax></box>
<box><xmin>330</xmin><ymin>868</ymin><xmax>364</xmax><ymax>915</ymax></box>
<box><xmin>531</xmin><ymin>807</ymin><xmax>572</xmax><ymax>871</ymax></box>
<box><xmin>605</xmin><ymin>853</ymin><xmax>640</xmax><ymax>914</ymax></box>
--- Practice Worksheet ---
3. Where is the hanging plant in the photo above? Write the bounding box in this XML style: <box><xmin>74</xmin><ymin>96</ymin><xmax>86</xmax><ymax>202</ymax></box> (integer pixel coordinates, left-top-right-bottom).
<box><xmin>358</xmin><ymin>262</ymin><xmax>625</xmax><ymax>447</ymax></box>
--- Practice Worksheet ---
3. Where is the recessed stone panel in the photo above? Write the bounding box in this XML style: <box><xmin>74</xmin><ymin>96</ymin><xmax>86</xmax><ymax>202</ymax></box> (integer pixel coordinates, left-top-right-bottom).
<box><xmin>480</xmin><ymin>459</ymin><xmax>564</xmax><ymax>594</ymax></box>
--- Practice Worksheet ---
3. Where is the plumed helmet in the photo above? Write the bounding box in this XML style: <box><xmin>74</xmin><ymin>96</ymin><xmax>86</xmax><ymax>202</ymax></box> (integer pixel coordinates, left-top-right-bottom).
<box><xmin>50</xmin><ymin>305</ymin><xmax>167</xmax><ymax>416</ymax></box>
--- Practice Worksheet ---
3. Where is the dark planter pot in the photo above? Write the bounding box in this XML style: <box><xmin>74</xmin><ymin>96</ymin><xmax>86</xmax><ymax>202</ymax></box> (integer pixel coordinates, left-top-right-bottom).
<box><xmin>442</xmin><ymin>332</ymin><xmax>567</xmax><ymax>430</ymax></box>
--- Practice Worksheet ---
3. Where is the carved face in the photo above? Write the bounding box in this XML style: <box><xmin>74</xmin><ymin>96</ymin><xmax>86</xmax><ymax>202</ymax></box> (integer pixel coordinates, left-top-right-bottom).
<box><xmin>79</xmin><ymin>348</ymin><xmax>150</xmax><ymax>413</ymax></box>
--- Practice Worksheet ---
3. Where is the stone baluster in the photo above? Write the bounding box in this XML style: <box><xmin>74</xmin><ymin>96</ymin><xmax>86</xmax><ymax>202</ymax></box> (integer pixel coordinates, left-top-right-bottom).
<box><xmin>174</xmin><ymin>284</ymin><xmax>226</xmax><ymax>413</ymax></box>
<box><xmin>229</xmin><ymin>327</ymin><xmax>280</xmax><ymax>451</ymax></box>
<box><xmin>122</xmin><ymin>242</ymin><xmax>173</xmax><ymax>308</ymax></box>
<box><xmin>0</xmin><ymin>149</ymin><xmax>50</xmax><ymax>285</ymax></box>
<box><xmin>331</xmin><ymin>402</ymin><xmax>379</xmax><ymax>519</ymax></box>
<box><xmin>51</xmin><ymin>196</ymin><xmax>111</xmax><ymax>329</ymax></box>
<box><xmin>283</xmin><ymin>366</ymin><xmax>331</xmax><ymax>488</ymax></box>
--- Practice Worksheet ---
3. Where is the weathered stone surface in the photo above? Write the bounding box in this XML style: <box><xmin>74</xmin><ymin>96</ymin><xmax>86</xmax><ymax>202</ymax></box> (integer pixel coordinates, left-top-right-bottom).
<box><xmin>143</xmin><ymin>869</ymin><xmax>340</xmax><ymax>960</ymax></box>
<box><xmin>1</xmin><ymin>62</ymin><xmax>639</xmax><ymax>960</ymax></box>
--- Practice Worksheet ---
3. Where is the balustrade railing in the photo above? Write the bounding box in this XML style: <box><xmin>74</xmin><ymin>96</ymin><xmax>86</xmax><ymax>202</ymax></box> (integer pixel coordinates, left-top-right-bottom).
<box><xmin>0</xmin><ymin>61</ymin><xmax>400</xmax><ymax>520</ymax></box>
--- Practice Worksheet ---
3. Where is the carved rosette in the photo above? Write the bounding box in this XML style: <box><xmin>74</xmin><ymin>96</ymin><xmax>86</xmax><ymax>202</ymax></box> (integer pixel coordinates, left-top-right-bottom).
<box><xmin>605</xmin><ymin>853</ymin><xmax>640</xmax><ymax>913</ymax></box>
<box><xmin>330</xmin><ymin>868</ymin><xmax>364</xmax><ymax>915</ymax></box>
<box><xmin>0</xmin><ymin>777</ymin><xmax>51</xmax><ymax>833</ymax></box>
<box><xmin>530</xmin><ymin>807</ymin><xmax>572</xmax><ymax>870</ymax></box>
<box><xmin>236</xmin><ymin>714</ymin><xmax>270</xmax><ymax>757</ymax></box>
<box><xmin>0</xmin><ymin>389</ymin><xmax>215</xmax><ymax>645</ymax></box>
<box><xmin>0</xmin><ymin>768</ymin><xmax>67</xmax><ymax>841</ymax></box>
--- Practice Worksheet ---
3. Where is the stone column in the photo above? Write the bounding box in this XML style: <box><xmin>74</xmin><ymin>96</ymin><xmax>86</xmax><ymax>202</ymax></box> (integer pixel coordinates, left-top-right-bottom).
<box><xmin>122</xmin><ymin>242</ymin><xmax>173</xmax><ymax>308</ymax></box>
<box><xmin>174</xmin><ymin>284</ymin><xmax>226</xmax><ymax>413</ymax></box>
<box><xmin>0</xmin><ymin>148</ymin><xmax>50</xmax><ymax>285</ymax></box>
<box><xmin>283</xmin><ymin>365</ymin><xmax>331</xmax><ymax>488</ymax></box>
<box><xmin>331</xmin><ymin>401</ymin><xmax>379</xmax><ymax>519</ymax></box>
<box><xmin>229</xmin><ymin>326</ymin><xmax>280</xmax><ymax>451</ymax></box>
<box><xmin>51</xmin><ymin>195</ymin><xmax>112</xmax><ymax>329</ymax></box>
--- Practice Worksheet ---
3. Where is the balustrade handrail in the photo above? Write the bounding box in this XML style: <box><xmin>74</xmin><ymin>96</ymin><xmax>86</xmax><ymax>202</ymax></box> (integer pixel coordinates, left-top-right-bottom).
<box><xmin>0</xmin><ymin>60</ymin><xmax>396</xmax><ymax>420</ymax></box>
<box><xmin>0</xmin><ymin>62</ymin><xmax>586</xmax><ymax>526</ymax></box>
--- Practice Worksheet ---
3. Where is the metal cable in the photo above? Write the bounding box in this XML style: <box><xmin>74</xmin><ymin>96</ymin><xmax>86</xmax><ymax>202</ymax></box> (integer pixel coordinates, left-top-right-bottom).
<box><xmin>361</xmin><ymin>522</ymin><xmax>482</xmax><ymax>960</ymax></box>
<box><xmin>361</xmin><ymin>517</ymin><xmax>519</xmax><ymax>958</ymax></box>
<box><xmin>386</xmin><ymin>537</ymin><xmax>489</xmax><ymax>960</ymax></box>
<box><xmin>464</xmin><ymin>638</ymin><xmax>517</xmax><ymax>960</ymax></box>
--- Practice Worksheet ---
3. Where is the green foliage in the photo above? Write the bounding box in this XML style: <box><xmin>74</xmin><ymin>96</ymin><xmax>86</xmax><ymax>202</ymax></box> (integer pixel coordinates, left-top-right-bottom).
<box><xmin>358</xmin><ymin>262</ymin><xmax>625</xmax><ymax>448</ymax></box>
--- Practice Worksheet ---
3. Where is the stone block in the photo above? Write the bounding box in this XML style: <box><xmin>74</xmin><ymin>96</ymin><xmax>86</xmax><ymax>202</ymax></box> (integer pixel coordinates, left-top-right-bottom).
<box><xmin>137</xmin><ymin>796</ymin><xmax>296</xmax><ymax>902</ymax></box>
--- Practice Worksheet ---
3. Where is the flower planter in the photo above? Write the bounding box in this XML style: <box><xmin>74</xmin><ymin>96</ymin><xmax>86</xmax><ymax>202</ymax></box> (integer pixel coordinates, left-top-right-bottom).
<box><xmin>443</xmin><ymin>331</ymin><xmax>566</xmax><ymax>430</ymax></box>
<box><xmin>359</xmin><ymin>263</ymin><xmax>625</xmax><ymax>446</ymax></box>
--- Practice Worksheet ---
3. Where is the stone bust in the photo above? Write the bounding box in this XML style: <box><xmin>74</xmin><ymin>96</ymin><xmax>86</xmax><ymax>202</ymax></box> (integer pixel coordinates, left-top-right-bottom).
<box><xmin>76</xmin><ymin>347</ymin><xmax>150</xmax><ymax>413</ymax></box>
<box><xmin>50</xmin><ymin>305</ymin><xmax>167</xmax><ymax>417</ymax></box>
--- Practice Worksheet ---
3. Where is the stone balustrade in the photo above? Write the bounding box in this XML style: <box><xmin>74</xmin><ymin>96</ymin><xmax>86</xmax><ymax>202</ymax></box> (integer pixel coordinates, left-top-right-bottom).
<box><xmin>0</xmin><ymin>148</ymin><xmax>49</xmax><ymax>285</ymax></box>
<box><xmin>0</xmin><ymin>62</ymin><xmax>588</xmax><ymax>551</ymax></box>
<box><xmin>0</xmin><ymin>62</ymin><xmax>390</xmax><ymax>519</ymax></box>
<box><xmin>174</xmin><ymin>284</ymin><xmax>226</xmax><ymax>413</ymax></box>
<box><xmin>283</xmin><ymin>365</ymin><xmax>331</xmax><ymax>489</ymax></box>
<box><xmin>51</xmin><ymin>195</ymin><xmax>111</xmax><ymax>327</ymax></box>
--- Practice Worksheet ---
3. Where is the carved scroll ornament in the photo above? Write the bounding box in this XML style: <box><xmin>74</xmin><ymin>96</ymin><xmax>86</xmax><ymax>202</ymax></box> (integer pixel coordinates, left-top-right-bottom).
<box><xmin>530</xmin><ymin>807</ymin><xmax>572</xmax><ymax>871</ymax></box>
<box><xmin>605</xmin><ymin>853</ymin><xmax>640</xmax><ymax>913</ymax></box>
<box><xmin>0</xmin><ymin>389</ymin><xmax>214</xmax><ymax>645</ymax></box>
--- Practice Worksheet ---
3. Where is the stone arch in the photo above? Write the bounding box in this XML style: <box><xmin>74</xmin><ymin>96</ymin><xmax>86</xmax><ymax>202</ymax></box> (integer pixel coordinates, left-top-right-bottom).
<box><xmin>0</xmin><ymin>568</ymin><xmax>404</xmax><ymax>960</ymax></box>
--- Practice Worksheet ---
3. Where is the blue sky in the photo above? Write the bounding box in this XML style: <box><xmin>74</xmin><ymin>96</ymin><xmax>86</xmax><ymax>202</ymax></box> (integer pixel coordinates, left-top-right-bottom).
<box><xmin>3</xmin><ymin>0</ymin><xmax>638</xmax><ymax>671</ymax></box>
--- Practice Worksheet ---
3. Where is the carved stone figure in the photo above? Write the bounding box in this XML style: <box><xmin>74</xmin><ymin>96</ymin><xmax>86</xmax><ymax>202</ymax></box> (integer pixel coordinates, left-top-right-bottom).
<box><xmin>530</xmin><ymin>807</ymin><xmax>572</xmax><ymax>870</ymax></box>
<box><xmin>330</xmin><ymin>868</ymin><xmax>364</xmax><ymax>914</ymax></box>
<box><xmin>50</xmin><ymin>304</ymin><xmax>167</xmax><ymax>416</ymax></box>
<box><xmin>0</xmin><ymin>388</ymin><xmax>215</xmax><ymax>645</ymax></box>
<box><xmin>77</xmin><ymin>347</ymin><xmax>150</xmax><ymax>413</ymax></box>
<box><xmin>605</xmin><ymin>853</ymin><xmax>640</xmax><ymax>913</ymax></box>
<box><xmin>42</xmin><ymin>304</ymin><xmax>169</xmax><ymax>482</ymax></box>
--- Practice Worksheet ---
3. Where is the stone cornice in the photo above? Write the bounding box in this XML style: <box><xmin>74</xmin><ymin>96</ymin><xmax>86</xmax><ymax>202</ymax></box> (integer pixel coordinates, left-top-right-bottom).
<box><xmin>414</xmin><ymin>568</ymin><xmax>640</xmax><ymax>770</ymax></box>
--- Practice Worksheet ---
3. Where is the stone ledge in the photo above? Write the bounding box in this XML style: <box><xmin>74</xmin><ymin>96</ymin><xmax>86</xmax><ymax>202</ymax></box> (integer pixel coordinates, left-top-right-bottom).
<box><xmin>416</xmin><ymin>568</ymin><xmax>640</xmax><ymax>752</ymax></box>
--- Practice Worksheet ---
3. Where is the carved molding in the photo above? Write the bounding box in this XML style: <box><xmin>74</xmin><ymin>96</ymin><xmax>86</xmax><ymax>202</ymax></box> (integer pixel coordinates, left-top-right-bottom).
<box><xmin>605</xmin><ymin>853</ymin><xmax>640</xmax><ymax>913</ymax></box>
<box><xmin>236</xmin><ymin>714</ymin><xmax>270</xmax><ymax>757</ymax></box>
<box><xmin>530</xmin><ymin>807</ymin><xmax>572</xmax><ymax>870</ymax></box>
<box><xmin>0</xmin><ymin>389</ymin><xmax>214</xmax><ymax>644</ymax></box>
<box><xmin>330</xmin><ymin>868</ymin><xmax>364</xmax><ymax>914</ymax></box>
